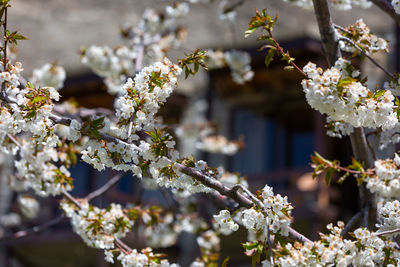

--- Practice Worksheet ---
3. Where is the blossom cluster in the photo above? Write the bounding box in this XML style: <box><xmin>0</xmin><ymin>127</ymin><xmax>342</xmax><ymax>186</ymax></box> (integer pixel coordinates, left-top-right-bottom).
<box><xmin>195</xmin><ymin>135</ymin><xmax>241</xmax><ymax>155</ymax></box>
<box><xmin>331</xmin><ymin>0</ymin><xmax>372</xmax><ymax>10</ymax></box>
<box><xmin>81</xmin><ymin>45</ymin><xmax>136</xmax><ymax>94</ymax></box>
<box><xmin>325</xmin><ymin>116</ymin><xmax>354</xmax><ymax>138</ymax></box>
<box><xmin>81</xmin><ymin>3</ymin><xmax>187</xmax><ymax>95</ymax></box>
<box><xmin>114</xmin><ymin>58</ymin><xmax>182</xmax><ymax>140</ymax></box>
<box><xmin>206</xmin><ymin>49</ymin><xmax>254</xmax><ymax>84</ymax></box>
<box><xmin>239</xmin><ymin>185</ymin><xmax>292</xmax><ymax>241</ymax></box>
<box><xmin>393</xmin><ymin>0</ymin><xmax>400</xmax><ymax>14</ymax></box>
<box><xmin>61</xmin><ymin>200</ymin><xmax>134</xmax><ymax>249</ymax></box>
<box><xmin>366</xmin><ymin>154</ymin><xmax>400</xmax><ymax>199</ymax></box>
<box><xmin>17</xmin><ymin>195</ymin><xmax>40</xmax><ymax>219</ymax></box>
<box><xmin>337</xmin><ymin>19</ymin><xmax>388</xmax><ymax>55</ymax></box>
<box><xmin>377</xmin><ymin>200</ymin><xmax>400</xmax><ymax>236</ymax></box>
<box><xmin>302</xmin><ymin>58</ymin><xmax>398</xmax><ymax>130</ymax></box>
<box><xmin>213</xmin><ymin>210</ymin><xmax>239</xmax><ymax>235</ymax></box>
<box><xmin>212</xmin><ymin>185</ymin><xmax>292</xmax><ymax>244</ymax></box>
<box><xmin>80</xmin><ymin>59</ymin><xmax>181</xmax><ymax>176</ymax></box>
<box><xmin>0</xmin><ymin>61</ymin><xmax>81</xmax><ymax>196</ymax></box>
<box><xmin>116</xmin><ymin>248</ymin><xmax>179</xmax><ymax>267</ymax></box>
<box><xmin>30</xmin><ymin>63</ymin><xmax>66</xmax><ymax>90</ymax></box>
<box><xmin>266</xmin><ymin>222</ymin><xmax>400</xmax><ymax>266</ymax></box>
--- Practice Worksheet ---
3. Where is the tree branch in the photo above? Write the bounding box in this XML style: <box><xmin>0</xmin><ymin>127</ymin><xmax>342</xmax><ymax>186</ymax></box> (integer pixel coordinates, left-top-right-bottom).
<box><xmin>350</xmin><ymin>128</ymin><xmax>376</xmax><ymax>229</ymax></box>
<box><xmin>0</xmin><ymin>85</ymin><xmax>312</xmax><ymax>244</ymax></box>
<box><xmin>176</xmin><ymin>162</ymin><xmax>312</xmax><ymax>243</ymax></box>
<box><xmin>312</xmin><ymin>0</ymin><xmax>377</xmax><ymax>230</ymax></box>
<box><xmin>85</xmin><ymin>173</ymin><xmax>123</xmax><ymax>201</ymax></box>
<box><xmin>311</xmin><ymin>0</ymin><xmax>341</xmax><ymax>66</ymax></box>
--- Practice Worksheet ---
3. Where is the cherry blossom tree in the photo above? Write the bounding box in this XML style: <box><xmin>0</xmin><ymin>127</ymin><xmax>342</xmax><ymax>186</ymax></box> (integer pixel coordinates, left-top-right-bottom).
<box><xmin>0</xmin><ymin>0</ymin><xmax>400</xmax><ymax>266</ymax></box>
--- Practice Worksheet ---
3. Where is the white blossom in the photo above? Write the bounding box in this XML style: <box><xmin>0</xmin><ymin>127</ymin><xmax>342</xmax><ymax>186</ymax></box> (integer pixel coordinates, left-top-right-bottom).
<box><xmin>213</xmin><ymin>210</ymin><xmax>239</xmax><ymax>235</ymax></box>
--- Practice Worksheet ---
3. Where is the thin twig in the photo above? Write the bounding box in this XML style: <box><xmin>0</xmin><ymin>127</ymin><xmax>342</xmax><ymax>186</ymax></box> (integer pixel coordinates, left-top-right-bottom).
<box><xmin>1</xmin><ymin>174</ymin><xmax>123</xmax><ymax>241</ymax></box>
<box><xmin>6</xmin><ymin>134</ymin><xmax>21</xmax><ymax>147</ymax></box>
<box><xmin>0</xmin><ymin>216</ymin><xmax>65</xmax><ymax>241</ymax></box>
<box><xmin>341</xmin><ymin>211</ymin><xmax>362</xmax><ymax>237</ymax></box>
<box><xmin>375</xmin><ymin>227</ymin><xmax>400</xmax><ymax>236</ymax></box>
<box><xmin>85</xmin><ymin>173</ymin><xmax>123</xmax><ymax>201</ymax></box>
<box><xmin>159</xmin><ymin>188</ymin><xmax>178</xmax><ymax>212</ymax></box>
<box><xmin>266</xmin><ymin>29</ymin><xmax>307</xmax><ymax>77</ymax></box>
<box><xmin>63</xmin><ymin>189</ymin><xmax>134</xmax><ymax>255</ymax></box>
<box><xmin>63</xmin><ymin>191</ymin><xmax>82</xmax><ymax>208</ymax></box>
<box><xmin>115</xmin><ymin>238</ymin><xmax>132</xmax><ymax>253</ymax></box>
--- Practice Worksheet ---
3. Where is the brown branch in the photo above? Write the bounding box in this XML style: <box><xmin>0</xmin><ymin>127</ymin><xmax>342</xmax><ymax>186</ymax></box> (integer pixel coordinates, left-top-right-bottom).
<box><xmin>175</xmin><ymin>162</ymin><xmax>312</xmax><ymax>243</ymax></box>
<box><xmin>349</xmin><ymin>128</ymin><xmax>376</xmax><ymax>230</ymax></box>
<box><xmin>341</xmin><ymin>211</ymin><xmax>362</xmax><ymax>237</ymax></box>
<box><xmin>312</xmin><ymin>0</ymin><xmax>341</xmax><ymax>66</ymax></box>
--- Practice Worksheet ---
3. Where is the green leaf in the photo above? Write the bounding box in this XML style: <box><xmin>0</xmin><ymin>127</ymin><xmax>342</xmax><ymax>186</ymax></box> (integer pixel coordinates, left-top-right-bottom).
<box><xmin>373</xmin><ymin>89</ymin><xmax>386</xmax><ymax>98</ymax></box>
<box><xmin>337</xmin><ymin>172</ymin><xmax>350</xmax><ymax>184</ymax></box>
<box><xmin>264</xmin><ymin>48</ymin><xmax>275</xmax><ymax>67</ymax></box>
<box><xmin>284</xmin><ymin>65</ymin><xmax>294</xmax><ymax>71</ymax></box>
<box><xmin>26</xmin><ymin>111</ymin><xmax>35</xmax><ymax>119</ymax></box>
<box><xmin>92</xmin><ymin>117</ymin><xmax>105</xmax><ymax>128</ymax></box>
<box><xmin>32</xmin><ymin>95</ymin><xmax>47</xmax><ymax>104</ymax></box>
<box><xmin>222</xmin><ymin>257</ymin><xmax>230</xmax><ymax>267</ymax></box>
<box><xmin>325</xmin><ymin>168</ymin><xmax>334</xmax><ymax>185</ymax></box>
<box><xmin>251</xmin><ymin>252</ymin><xmax>261</xmax><ymax>267</ymax></box>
